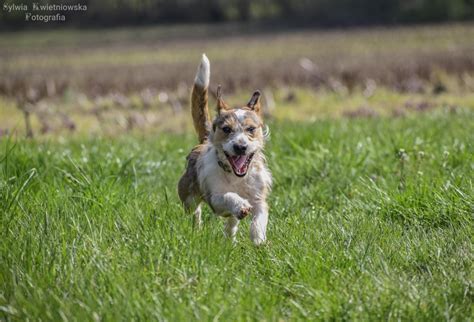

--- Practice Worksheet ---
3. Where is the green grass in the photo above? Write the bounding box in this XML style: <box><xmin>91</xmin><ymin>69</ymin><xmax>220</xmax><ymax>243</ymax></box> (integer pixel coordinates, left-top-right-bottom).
<box><xmin>1</xmin><ymin>110</ymin><xmax>473</xmax><ymax>320</ymax></box>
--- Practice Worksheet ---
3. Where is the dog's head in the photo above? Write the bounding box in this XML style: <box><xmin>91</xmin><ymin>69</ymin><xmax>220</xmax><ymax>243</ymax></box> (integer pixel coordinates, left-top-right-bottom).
<box><xmin>210</xmin><ymin>87</ymin><xmax>266</xmax><ymax>177</ymax></box>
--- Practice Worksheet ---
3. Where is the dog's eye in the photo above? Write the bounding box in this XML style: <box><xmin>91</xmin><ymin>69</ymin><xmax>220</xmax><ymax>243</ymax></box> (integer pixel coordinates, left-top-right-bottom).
<box><xmin>222</xmin><ymin>126</ymin><xmax>232</xmax><ymax>134</ymax></box>
<box><xmin>246</xmin><ymin>126</ymin><xmax>256</xmax><ymax>133</ymax></box>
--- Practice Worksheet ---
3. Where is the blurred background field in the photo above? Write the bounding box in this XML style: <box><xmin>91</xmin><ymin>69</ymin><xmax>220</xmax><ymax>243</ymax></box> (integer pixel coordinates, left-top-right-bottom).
<box><xmin>1</xmin><ymin>22</ymin><xmax>474</xmax><ymax>137</ymax></box>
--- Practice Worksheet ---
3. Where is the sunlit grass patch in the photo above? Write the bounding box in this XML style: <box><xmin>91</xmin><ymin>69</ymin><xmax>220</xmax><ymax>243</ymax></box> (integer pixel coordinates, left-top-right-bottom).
<box><xmin>1</xmin><ymin>110</ymin><xmax>472</xmax><ymax>320</ymax></box>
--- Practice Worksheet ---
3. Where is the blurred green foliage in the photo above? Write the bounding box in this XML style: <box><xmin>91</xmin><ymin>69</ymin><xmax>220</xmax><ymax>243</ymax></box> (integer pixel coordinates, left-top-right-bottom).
<box><xmin>1</xmin><ymin>0</ymin><xmax>474</xmax><ymax>30</ymax></box>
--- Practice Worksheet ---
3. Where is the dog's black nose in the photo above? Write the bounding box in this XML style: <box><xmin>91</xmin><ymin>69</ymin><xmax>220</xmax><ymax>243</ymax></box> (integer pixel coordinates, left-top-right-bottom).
<box><xmin>233</xmin><ymin>144</ymin><xmax>247</xmax><ymax>155</ymax></box>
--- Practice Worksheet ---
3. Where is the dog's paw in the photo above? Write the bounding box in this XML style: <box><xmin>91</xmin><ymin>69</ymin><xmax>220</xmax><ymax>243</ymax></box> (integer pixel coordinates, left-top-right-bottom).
<box><xmin>234</xmin><ymin>200</ymin><xmax>252</xmax><ymax>220</ymax></box>
<box><xmin>252</xmin><ymin>237</ymin><xmax>267</xmax><ymax>246</ymax></box>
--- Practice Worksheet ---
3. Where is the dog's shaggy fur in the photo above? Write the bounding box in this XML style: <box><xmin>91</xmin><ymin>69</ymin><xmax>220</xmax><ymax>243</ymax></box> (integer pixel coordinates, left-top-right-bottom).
<box><xmin>178</xmin><ymin>54</ymin><xmax>272</xmax><ymax>245</ymax></box>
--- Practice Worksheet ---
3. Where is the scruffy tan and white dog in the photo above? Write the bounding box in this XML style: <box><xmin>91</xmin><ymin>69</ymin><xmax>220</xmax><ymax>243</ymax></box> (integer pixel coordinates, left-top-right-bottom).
<box><xmin>178</xmin><ymin>54</ymin><xmax>272</xmax><ymax>245</ymax></box>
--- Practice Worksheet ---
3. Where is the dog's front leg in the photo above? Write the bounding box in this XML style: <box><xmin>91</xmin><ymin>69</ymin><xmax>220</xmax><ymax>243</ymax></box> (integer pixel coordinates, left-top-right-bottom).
<box><xmin>224</xmin><ymin>216</ymin><xmax>239</xmax><ymax>242</ymax></box>
<box><xmin>250</xmin><ymin>201</ymin><xmax>268</xmax><ymax>245</ymax></box>
<box><xmin>210</xmin><ymin>192</ymin><xmax>252</xmax><ymax>219</ymax></box>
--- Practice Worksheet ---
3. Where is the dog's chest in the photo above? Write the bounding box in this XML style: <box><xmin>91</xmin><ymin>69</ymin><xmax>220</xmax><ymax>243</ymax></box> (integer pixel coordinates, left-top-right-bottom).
<box><xmin>200</xmin><ymin>166</ymin><xmax>264</xmax><ymax>201</ymax></box>
<box><xmin>204</xmin><ymin>167</ymin><xmax>259</xmax><ymax>198</ymax></box>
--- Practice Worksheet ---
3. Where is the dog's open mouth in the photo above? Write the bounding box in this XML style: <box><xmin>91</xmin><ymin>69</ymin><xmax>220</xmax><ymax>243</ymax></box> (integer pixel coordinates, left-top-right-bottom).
<box><xmin>225</xmin><ymin>152</ymin><xmax>254</xmax><ymax>177</ymax></box>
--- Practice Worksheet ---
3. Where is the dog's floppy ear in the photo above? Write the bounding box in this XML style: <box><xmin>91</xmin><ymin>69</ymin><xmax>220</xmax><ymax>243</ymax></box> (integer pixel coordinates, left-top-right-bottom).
<box><xmin>247</xmin><ymin>90</ymin><xmax>261</xmax><ymax>115</ymax></box>
<box><xmin>216</xmin><ymin>85</ymin><xmax>230</xmax><ymax>114</ymax></box>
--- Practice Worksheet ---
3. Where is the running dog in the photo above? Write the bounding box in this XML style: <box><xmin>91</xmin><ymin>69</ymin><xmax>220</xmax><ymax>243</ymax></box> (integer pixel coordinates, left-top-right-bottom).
<box><xmin>178</xmin><ymin>54</ymin><xmax>272</xmax><ymax>245</ymax></box>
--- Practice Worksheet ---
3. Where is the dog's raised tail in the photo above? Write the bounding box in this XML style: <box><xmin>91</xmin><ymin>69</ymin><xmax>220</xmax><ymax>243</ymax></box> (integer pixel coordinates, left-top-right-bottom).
<box><xmin>191</xmin><ymin>54</ymin><xmax>211</xmax><ymax>144</ymax></box>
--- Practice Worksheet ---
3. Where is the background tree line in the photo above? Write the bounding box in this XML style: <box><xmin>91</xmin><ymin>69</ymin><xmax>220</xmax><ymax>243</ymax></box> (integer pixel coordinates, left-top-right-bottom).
<box><xmin>1</xmin><ymin>0</ymin><xmax>474</xmax><ymax>30</ymax></box>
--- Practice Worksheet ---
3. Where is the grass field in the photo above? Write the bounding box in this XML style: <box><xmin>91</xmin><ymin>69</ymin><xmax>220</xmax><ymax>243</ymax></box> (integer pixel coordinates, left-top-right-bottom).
<box><xmin>1</xmin><ymin>109</ymin><xmax>473</xmax><ymax>320</ymax></box>
<box><xmin>1</xmin><ymin>22</ymin><xmax>474</xmax><ymax>320</ymax></box>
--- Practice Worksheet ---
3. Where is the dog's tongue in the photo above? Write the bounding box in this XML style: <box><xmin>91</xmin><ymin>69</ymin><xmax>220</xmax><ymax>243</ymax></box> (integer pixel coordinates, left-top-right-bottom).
<box><xmin>230</xmin><ymin>155</ymin><xmax>247</xmax><ymax>171</ymax></box>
